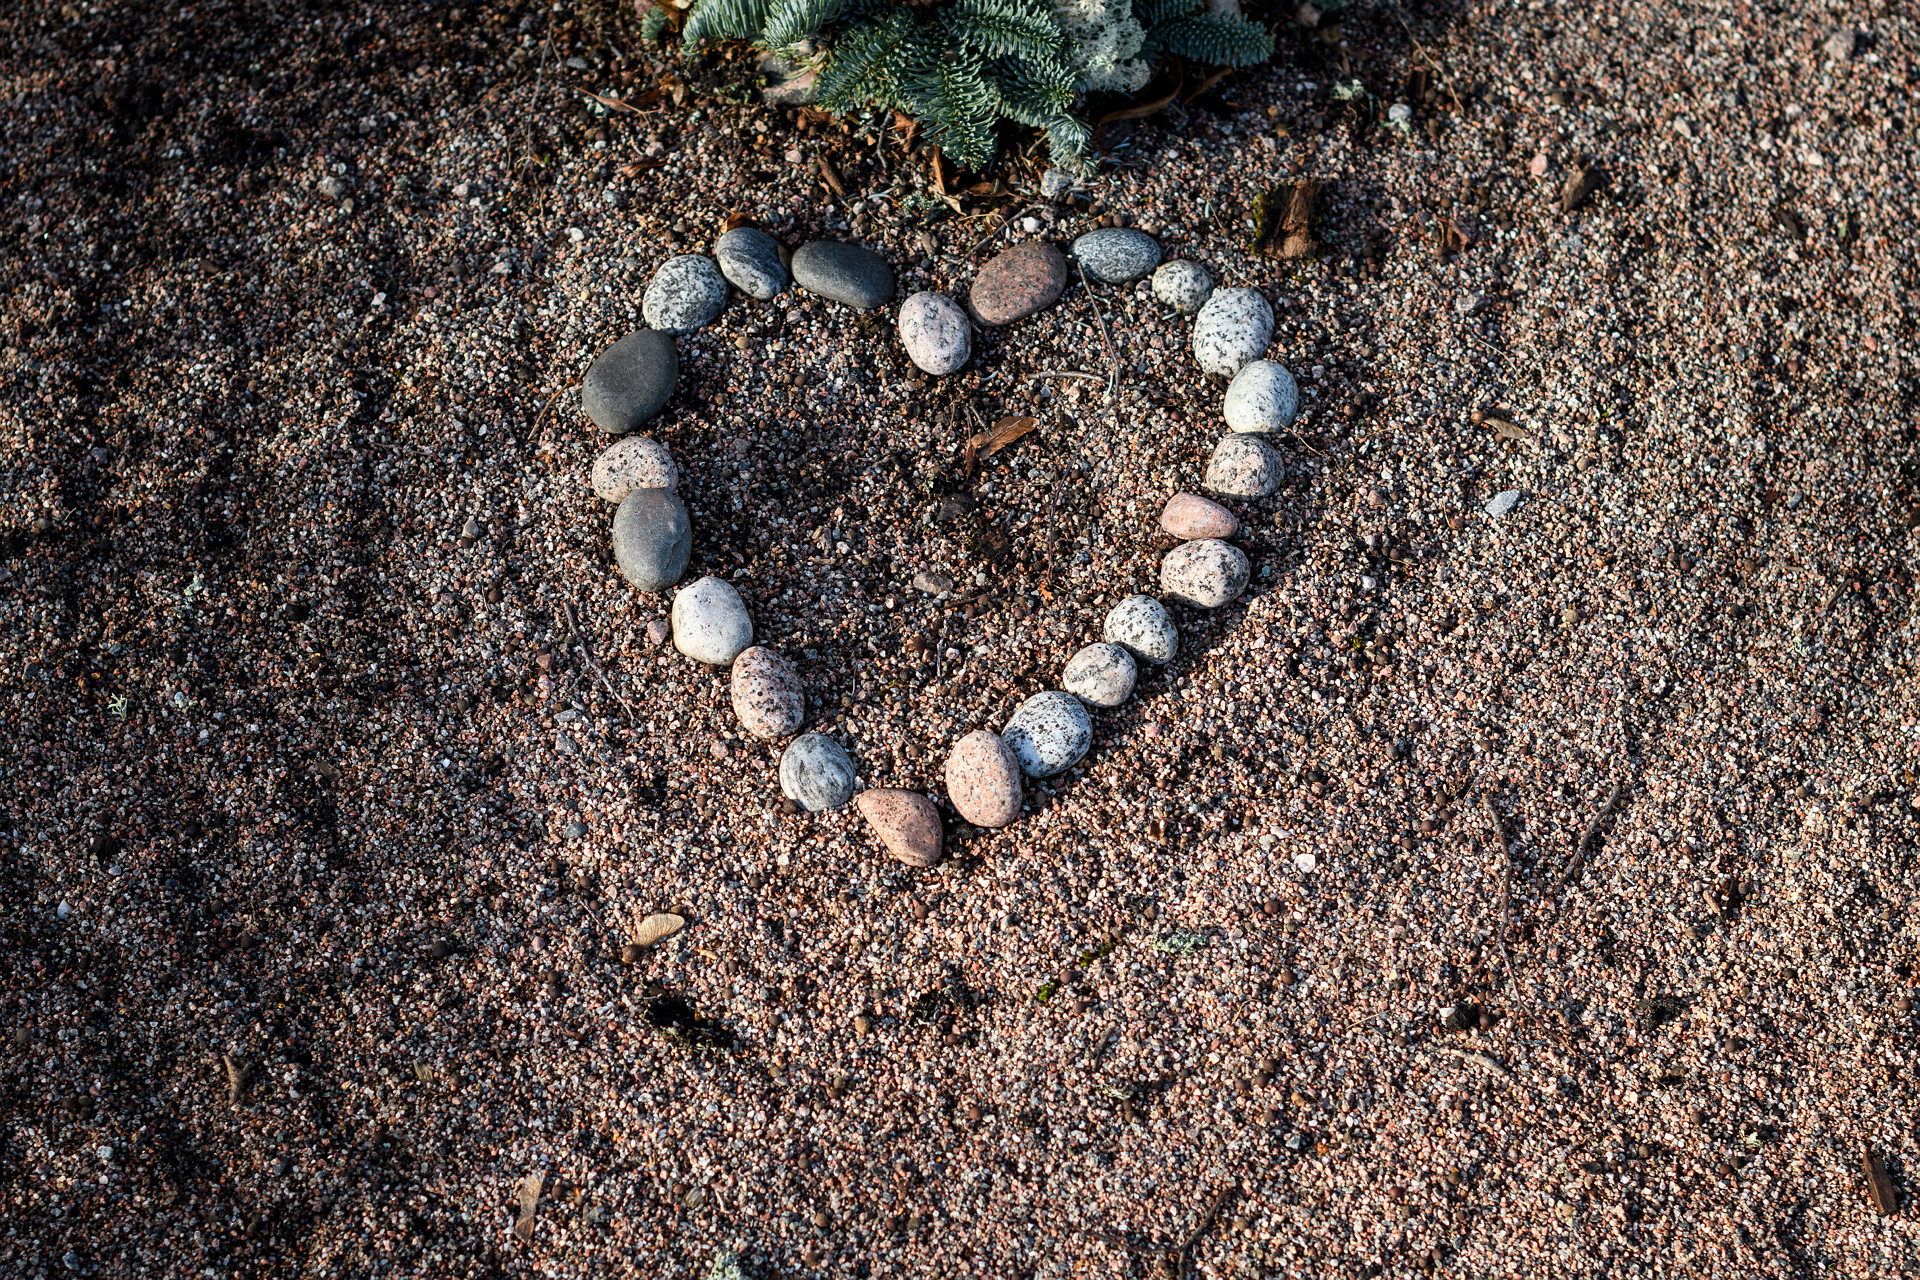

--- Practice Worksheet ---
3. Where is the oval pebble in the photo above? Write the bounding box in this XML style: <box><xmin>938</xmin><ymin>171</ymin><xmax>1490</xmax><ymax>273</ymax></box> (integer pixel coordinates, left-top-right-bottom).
<box><xmin>642</xmin><ymin>254</ymin><xmax>728</xmax><ymax>333</ymax></box>
<box><xmin>779</xmin><ymin>734</ymin><xmax>857</xmax><ymax>812</ymax></box>
<box><xmin>1002</xmin><ymin>691</ymin><xmax>1093</xmax><ymax>778</ymax></box>
<box><xmin>611</xmin><ymin>488</ymin><xmax>692</xmax><ymax>592</ymax></box>
<box><xmin>1062</xmin><ymin>642</ymin><xmax>1136</xmax><ymax>709</ymax></box>
<box><xmin>671</xmin><ymin>576</ymin><xmax>753</xmax><ymax>666</ymax></box>
<box><xmin>898</xmin><ymin>291</ymin><xmax>971</xmax><ymax>375</ymax></box>
<box><xmin>854</xmin><ymin>789</ymin><xmax>943</xmax><ymax>867</ymax></box>
<box><xmin>1204</xmin><ymin>434</ymin><xmax>1283</xmax><ymax>499</ymax></box>
<box><xmin>1159</xmin><ymin>492</ymin><xmax>1240</xmax><ymax>540</ymax></box>
<box><xmin>1151</xmin><ymin>259</ymin><xmax>1213</xmax><ymax>314</ymax></box>
<box><xmin>580</xmin><ymin>329</ymin><xmax>678</xmax><ymax>436</ymax></box>
<box><xmin>1071</xmin><ymin>227</ymin><xmax>1162</xmax><ymax>283</ymax></box>
<box><xmin>730</xmin><ymin>646</ymin><xmax>804</xmax><ymax>740</ymax></box>
<box><xmin>1192</xmin><ymin>287</ymin><xmax>1274</xmax><ymax>377</ymax></box>
<box><xmin>1103</xmin><ymin>594</ymin><xmax>1178</xmax><ymax>664</ymax></box>
<box><xmin>591</xmin><ymin>435</ymin><xmax>677</xmax><ymax>503</ymax></box>
<box><xmin>1223</xmin><ymin>360</ymin><xmax>1300</xmax><ymax>433</ymax></box>
<box><xmin>1161</xmin><ymin>538</ymin><xmax>1251</xmax><ymax>609</ymax></box>
<box><xmin>944</xmin><ymin>730</ymin><xmax>1022</xmax><ymax>828</ymax></box>
<box><xmin>790</xmin><ymin>240</ymin><xmax>895</xmax><ymax>310</ymax></box>
<box><xmin>970</xmin><ymin>242</ymin><xmax>1067</xmax><ymax>325</ymax></box>
<box><xmin>714</xmin><ymin>227</ymin><xmax>789</xmax><ymax>301</ymax></box>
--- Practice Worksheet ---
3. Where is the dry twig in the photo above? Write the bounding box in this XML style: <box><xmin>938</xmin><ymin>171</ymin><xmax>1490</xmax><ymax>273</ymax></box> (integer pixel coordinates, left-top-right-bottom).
<box><xmin>1562</xmin><ymin>781</ymin><xmax>1621</xmax><ymax>888</ymax></box>
<box><xmin>561</xmin><ymin>603</ymin><xmax>636</xmax><ymax>727</ymax></box>
<box><xmin>1481</xmin><ymin>794</ymin><xmax>1533</xmax><ymax>1020</ymax></box>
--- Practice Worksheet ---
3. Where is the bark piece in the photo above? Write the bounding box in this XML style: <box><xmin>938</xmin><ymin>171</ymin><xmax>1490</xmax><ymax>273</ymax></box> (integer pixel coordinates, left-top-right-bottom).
<box><xmin>1250</xmin><ymin>181</ymin><xmax>1321</xmax><ymax>260</ymax></box>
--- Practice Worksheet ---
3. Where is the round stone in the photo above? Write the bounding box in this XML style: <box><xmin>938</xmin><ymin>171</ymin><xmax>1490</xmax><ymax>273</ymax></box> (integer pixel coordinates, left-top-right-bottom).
<box><xmin>970</xmin><ymin>242</ymin><xmax>1067</xmax><ymax>325</ymax></box>
<box><xmin>581</xmin><ymin>329</ymin><xmax>678</xmax><ymax>435</ymax></box>
<box><xmin>1223</xmin><ymin>360</ymin><xmax>1300</xmax><ymax>433</ymax></box>
<box><xmin>730</xmin><ymin>646</ymin><xmax>804</xmax><ymax>740</ymax></box>
<box><xmin>854</xmin><ymin>789</ymin><xmax>944</xmax><ymax>867</ymax></box>
<box><xmin>1002</xmin><ymin>691</ymin><xmax>1093</xmax><ymax>779</ymax></box>
<box><xmin>1062</xmin><ymin>643</ymin><xmax>1136</xmax><ymax>710</ymax></box>
<box><xmin>790</xmin><ymin>240</ymin><xmax>895</xmax><ymax>310</ymax></box>
<box><xmin>611</xmin><ymin>488</ymin><xmax>691</xmax><ymax>592</ymax></box>
<box><xmin>642</xmin><ymin>254</ymin><xmax>728</xmax><ymax>333</ymax></box>
<box><xmin>1103</xmin><ymin>595</ymin><xmax>1178</xmax><ymax>664</ymax></box>
<box><xmin>1204</xmin><ymin>434</ymin><xmax>1283</xmax><ymax>499</ymax></box>
<box><xmin>1161</xmin><ymin>539</ymin><xmax>1251</xmax><ymax>609</ymax></box>
<box><xmin>780</xmin><ymin>734</ymin><xmax>857</xmax><ymax>812</ymax></box>
<box><xmin>1071</xmin><ymin>227</ymin><xmax>1163</xmax><ymax>283</ymax></box>
<box><xmin>1192</xmin><ymin>287</ymin><xmax>1275</xmax><ymax>377</ymax></box>
<box><xmin>898</xmin><ymin>292</ymin><xmax>971</xmax><ymax>375</ymax></box>
<box><xmin>591</xmin><ymin>435</ymin><xmax>677</xmax><ymax>503</ymax></box>
<box><xmin>944</xmin><ymin>730</ymin><xmax>1022</xmax><ymax>828</ymax></box>
<box><xmin>1151</xmin><ymin>259</ymin><xmax>1213</xmax><ymax>314</ymax></box>
<box><xmin>1159</xmin><ymin>493</ymin><xmax>1240</xmax><ymax>540</ymax></box>
<box><xmin>672</xmin><ymin>576</ymin><xmax>753</xmax><ymax>666</ymax></box>
<box><xmin>714</xmin><ymin>227</ymin><xmax>788</xmax><ymax>301</ymax></box>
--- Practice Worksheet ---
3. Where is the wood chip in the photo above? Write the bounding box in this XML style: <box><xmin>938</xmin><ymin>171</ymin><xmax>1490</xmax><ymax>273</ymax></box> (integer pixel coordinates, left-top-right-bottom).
<box><xmin>817</xmin><ymin>154</ymin><xmax>847</xmax><ymax>198</ymax></box>
<box><xmin>1863</xmin><ymin>1146</ymin><xmax>1899</xmax><ymax>1215</ymax></box>
<box><xmin>1485</xmin><ymin>417</ymin><xmax>1534</xmax><ymax>444</ymax></box>
<box><xmin>223</xmin><ymin>1053</ymin><xmax>247</xmax><ymax>1104</ymax></box>
<box><xmin>514</xmin><ymin>1172</ymin><xmax>544</xmax><ymax>1242</ymax></box>
<box><xmin>1434</xmin><ymin>1046</ymin><xmax>1513</xmax><ymax>1081</ymax></box>
<box><xmin>1561</xmin><ymin>161</ymin><xmax>1606</xmax><ymax>213</ymax></box>
<box><xmin>1251</xmin><ymin>181</ymin><xmax>1322</xmax><ymax>260</ymax></box>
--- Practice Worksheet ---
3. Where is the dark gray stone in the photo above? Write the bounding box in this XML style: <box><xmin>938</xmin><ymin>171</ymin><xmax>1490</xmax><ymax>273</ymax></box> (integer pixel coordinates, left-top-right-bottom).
<box><xmin>790</xmin><ymin>240</ymin><xmax>895</xmax><ymax>310</ymax></box>
<box><xmin>611</xmin><ymin>488</ymin><xmax>692</xmax><ymax>592</ymax></box>
<box><xmin>715</xmin><ymin>228</ymin><xmax>789</xmax><ymax>301</ymax></box>
<box><xmin>581</xmin><ymin>330</ymin><xmax>678</xmax><ymax>436</ymax></box>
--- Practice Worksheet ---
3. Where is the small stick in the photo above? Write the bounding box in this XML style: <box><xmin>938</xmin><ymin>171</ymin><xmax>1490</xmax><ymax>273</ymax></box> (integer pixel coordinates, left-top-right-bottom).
<box><xmin>561</xmin><ymin>603</ymin><xmax>636</xmax><ymax>727</ymax></box>
<box><xmin>1562</xmin><ymin>781</ymin><xmax>1621</xmax><ymax>888</ymax></box>
<box><xmin>1181</xmin><ymin>1182</ymin><xmax>1236</xmax><ymax>1253</ymax></box>
<box><xmin>1025</xmin><ymin>370</ymin><xmax>1106</xmax><ymax>383</ymax></box>
<box><xmin>1074</xmin><ymin>261</ymin><xmax>1120</xmax><ymax>407</ymax></box>
<box><xmin>531</xmin><ymin>384</ymin><xmax>572</xmax><ymax>442</ymax></box>
<box><xmin>1480</xmin><ymin>795</ymin><xmax>1532</xmax><ymax>1019</ymax></box>
<box><xmin>1434</xmin><ymin>1045</ymin><xmax>1512</xmax><ymax>1081</ymax></box>
<box><xmin>963</xmin><ymin>204</ymin><xmax>1038</xmax><ymax>260</ymax></box>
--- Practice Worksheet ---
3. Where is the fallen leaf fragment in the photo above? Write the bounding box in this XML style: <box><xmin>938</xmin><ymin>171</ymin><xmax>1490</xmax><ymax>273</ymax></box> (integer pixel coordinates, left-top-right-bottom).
<box><xmin>1561</xmin><ymin>160</ymin><xmax>1606</xmax><ymax>213</ymax></box>
<box><xmin>720</xmin><ymin>209</ymin><xmax>753</xmax><ymax>234</ymax></box>
<box><xmin>966</xmin><ymin>415</ymin><xmax>1039</xmax><ymax>461</ymax></box>
<box><xmin>514</xmin><ymin>1172</ymin><xmax>545</xmax><ymax>1241</ymax></box>
<box><xmin>631</xmin><ymin>912</ymin><xmax>687</xmax><ymax>948</ymax></box>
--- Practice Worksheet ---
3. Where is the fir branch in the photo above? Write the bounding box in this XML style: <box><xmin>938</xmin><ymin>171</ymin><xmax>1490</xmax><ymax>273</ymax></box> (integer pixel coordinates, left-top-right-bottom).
<box><xmin>761</xmin><ymin>0</ymin><xmax>854</xmax><ymax>50</ymax></box>
<box><xmin>946</xmin><ymin>0</ymin><xmax>1065</xmax><ymax>61</ymax></box>
<box><xmin>1152</xmin><ymin>11</ymin><xmax>1273</xmax><ymax>67</ymax></box>
<box><xmin>682</xmin><ymin>0</ymin><xmax>772</xmax><ymax>45</ymax></box>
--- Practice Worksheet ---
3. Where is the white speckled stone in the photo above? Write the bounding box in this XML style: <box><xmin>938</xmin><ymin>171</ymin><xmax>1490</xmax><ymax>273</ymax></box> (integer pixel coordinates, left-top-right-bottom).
<box><xmin>642</xmin><ymin>254</ymin><xmax>728</xmax><ymax>333</ymax></box>
<box><xmin>779</xmin><ymin>734</ymin><xmax>857</xmax><ymax>811</ymax></box>
<box><xmin>1151</xmin><ymin>260</ymin><xmax>1213</xmax><ymax>314</ymax></box>
<box><xmin>1002</xmin><ymin>690</ymin><xmax>1092</xmax><ymax>779</ymax></box>
<box><xmin>1222</xmin><ymin>360</ymin><xmax>1299</xmax><ymax>433</ymax></box>
<box><xmin>897</xmin><ymin>291</ymin><xmax>971</xmax><ymax>375</ymax></box>
<box><xmin>1161</xmin><ymin>538</ymin><xmax>1251</xmax><ymax>609</ymax></box>
<box><xmin>1071</xmin><ymin>227</ymin><xmax>1162</xmax><ymax>283</ymax></box>
<box><xmin>1204</xmin><ymin>434</ymin><xmax>1283</xmax><ymax>499</ymax></box>
<box><xmin>591</xmin><ymin>435</ymin><xmax>677</xmax><ymax>503</ymax></box>
<box><xmin>671</xmin><ymin>576</ymin><xmax>753</xmax><ymax>666</ymax></box>
<box><xmin>1062</xmin><ymin>643</ymin><xmax>1136</xmax><ymax>709</ymax></box>
<box><xmin>730</xmin><ymin>646</ymin><xmax>804</xmax><ymax>740</ymax></box>
<box><xmin>1103</xmin><ymin>595</ymin><xmax>1178</xmax><ymax>665</ymax></box>
<box><xmin>1191</xmin><ymin>287</ymin><xmax>1274</xmax><ymax>377</ymax></box>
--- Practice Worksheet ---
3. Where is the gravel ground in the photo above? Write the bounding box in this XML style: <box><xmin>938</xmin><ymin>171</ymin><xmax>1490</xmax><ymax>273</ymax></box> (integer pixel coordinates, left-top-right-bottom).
<box><xmin>4</xmin><ymin>1</ymin><xmax>1920</xmax><ymax>1277</ymax></box>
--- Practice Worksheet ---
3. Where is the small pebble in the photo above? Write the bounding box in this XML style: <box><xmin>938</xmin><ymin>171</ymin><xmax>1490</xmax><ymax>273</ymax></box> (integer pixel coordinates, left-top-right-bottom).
<box><xmin>590</xmin><ymin>435</ymin><xmax>677</xmax><ymax>503</ymax></box>
<box><xmin>611</xmin><ymin>489</ymin><xmax>692</xmax><ymax>592</ymax></box>
<box><xmin>645</xmin><ymin>617</ymin><xmax>672</xmax><ymax>646</ymax></box>
<box><xmin>1071</xmin><ymin>227</ymin><xmax>1163</xmax><ymax>283</ymax></box>
<box><xmin>730</xmin><ymin>647</ymin><xmax>805</xmax><ymax>740</ymax></box>
<box><xmin>1158</xmin><ymin>493</ymin><xmax>1240</xmax><ymax>540</ymax></box>
<box><xmin>1484</xmin><ymin>489</ymin><xmax>1523</xmax><ymax>518</ymax></box>
<box><xmin>1161</xmin><ymin>539</ymin><xmax>1251</xmax><ymax>609</ymax></box>
<box><xmin>779</xmin><ymin>734</ymin><xmax>858</xmax><ymax>812</ymax></box>
<box><xmin>1192</xmin><ymin>287</ymin><xmax>1275</xmax><ymax>377</ymax></box>
<box><xmin>714</xmin><ymin>227</ymin><xmax>789</xmax><ymax>300</ymax></box>
<box><xmin>1039</xmin><ymin>167</ymin><xmax>1075</xmax><ymax>201</ymax></box>
<box><xmin>897</xmin><ymin>292</ymin><xmax>971</xmax><ymax>375</ymax></box>
<box><xmin>580</xmin><ymin>329</ymin><xmax>678</xmax><ymax>435</ymax></box>
<box><xmin>1151</xmin><ymin>259</ymin><xmax>1213</xmax><ymax>314</ymax></box>
<box><xmin>642</xmin><ymin>254</ymin><xmax>728</xmax><ymax>333</ymax></box>
<box><xmin>1222</xmin><ymin>360</ymin><xmax>1300</xmax><ymax>433</ymax></box>
<box><xmin>1204</xmin><ymin>434</ymin><xmax>1283</xmax><ymax>499</ymax></box>
<box><xmin>1061</xmin><ymin>642</ymin><xmax>1136</xmax><ymax>709</ymax></box>
<box><xmin>944</xmin><ymin>730</ymin><xmax>1023</xmax><ymax>828</ymax></box>
<box><xmin>790</xmin><ymin>240</ymin><xmax>895</xmax><ymax>309</ymax></box>
<box><xmin>969</xmin><ymin>242</ymin><xmax>1067</xmax><ymax>325</ymax></box>
<box><xmin>672</xmin><ymin>576</ymin><xmax>753</xmax><ymax>666</ymax></box>
<box><xmin>853</xmin><ymin>789</ymin><xmax>944</xmax><ymax>867</ymax></box>
<box><xmin>1103</xmin><ymin>595</ymin><xmax>1178</xmax><ymax>664</ymax></box>
<box><xmin>1001</xmin><ymin>691</ymin><xmax>1093</xmax><ymax>779</ymax></box>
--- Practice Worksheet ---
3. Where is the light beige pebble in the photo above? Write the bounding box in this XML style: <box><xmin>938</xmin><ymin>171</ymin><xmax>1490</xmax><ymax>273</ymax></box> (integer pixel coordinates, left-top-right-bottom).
<box><xmin>1159</xmin><ymin>492</ymin><xmax>1241</xmax><ymax>540</ymax></box>
<box><xmin>944</xmin><ymin>730</ymin><xmax>1023</xmax><ymax>828</ymax></box>
<box><xmin>854</xmin><ymin>789</ymin><xmax>944</xmax><ymax>867</ymax></box>
<box><xmin>730</xmin><ymin>647</ymin><xmax>804</xmax><ymax>740</ymax></box>
<box><xmin>1161</xmin><ymin>538</ymin><xmax>1251</xmax><ymax>609</ymax></box>
<box><xmin>1204</xmin><ymin>434</ymin><xmax>1283</xmax><ymax>499</ymax></box>
<box><xmin>672</xmin><ymin>576</ymin><xmax>753</xmax><ymax>666</ymax></box>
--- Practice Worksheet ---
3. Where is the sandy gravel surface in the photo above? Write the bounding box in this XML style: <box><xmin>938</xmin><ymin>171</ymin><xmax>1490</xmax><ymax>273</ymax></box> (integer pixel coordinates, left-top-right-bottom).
<box><xmin>4</xmin><ymin>1</ymin><xmax>1919</xmax><ymax>1276</ymax></box>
